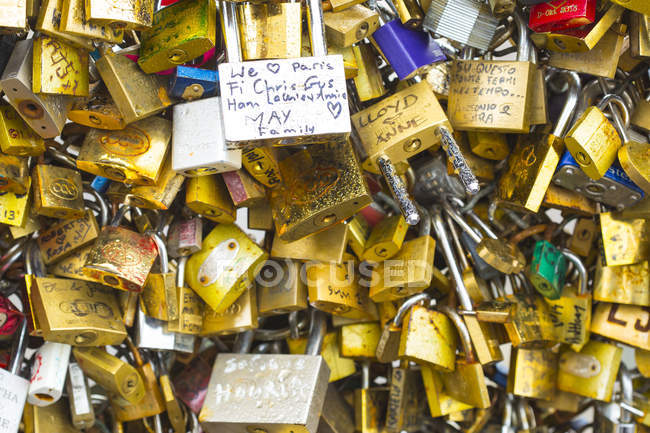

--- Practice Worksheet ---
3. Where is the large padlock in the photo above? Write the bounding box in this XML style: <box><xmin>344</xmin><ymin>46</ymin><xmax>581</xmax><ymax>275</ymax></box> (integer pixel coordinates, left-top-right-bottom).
<box><xmin>507</xmin><ymin>347</ymin><xmax>558</xmax><ymax>400</ymax></box>
<box><xmin>594</xmin><ymin>259</ymin><xmax>650</xmax><ymax>306</ymax></box>
<box><xmin>217</xmin><ymin>0</ymin><xmax>350</xmax><ymax>148</ymax></box>
<box><xmin>257</xmin><ymin>259</ymin><xmax>308</xmax><ymax>316</ymax></box>
<box><xmin>36</xmin><ymin>209</ymin><xmax>101</xmax><ymax>265</ymax></box>
<box><xmin>599</xmin><ymin>211</ymin><xmax>650</xmax><ymax>267</ymax></box>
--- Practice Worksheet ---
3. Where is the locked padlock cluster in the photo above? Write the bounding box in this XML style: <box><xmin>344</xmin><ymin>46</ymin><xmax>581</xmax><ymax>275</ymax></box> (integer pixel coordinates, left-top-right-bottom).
<box><xmin>3</xmin><ymin>0</ymin><xmax>650</xmax><ymax>433</ymax></box>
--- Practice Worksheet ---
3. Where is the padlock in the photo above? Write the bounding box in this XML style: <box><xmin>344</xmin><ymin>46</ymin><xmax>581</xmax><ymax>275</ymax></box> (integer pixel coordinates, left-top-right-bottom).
<box><xmin>350</xmin><ymin>42</ymin><xmax>387</xmax><ymax>102</ymax></box>
<box><xmin>324</xmin><ymin>4</ymin><xmax>379</xmax><ymax>48</ymax></box>
<box><xmin>600</xmin><ymin>211</ymin><xmax>650</xmax><ymax>267</ymax></box>
<box><xmin>362</xmin><ymin>214</ymin><xmax>408</xmax><ymax>263</ymax></box>
<box><xmin>67</xmin><ymin>84</ymin><xmax>126</xmax><ymax>130</ymax></box>
<box><xmin>385</xmin><ymin>361</ymin><xmax>424</xmax><ymax>433</ymax></box>
<box><xmin>82</xmin><ymin>205</ymin><xmax>159</xmax><ymax>292</ymax></box>
<box><xmin>355</xmin><ymin>361</ymin><xmax>389</xmax><ymax>433</ymax></box>
<box><xmin>0</xmin><ymin>315</ymin><xmax>29</xmax><ymax>433</ymax></box>
<box><xmin>307</xmin><ymin>261</ymin><xmax>377</xmax><ymax>320</ymax></box>
<box><xmin>507</xmin><ymin>347</ymin><xmax>558</xmax><ymax>400</ymax></box>
<box><xmin>594</xmin><ymin>260</ymin><xmax>650</xmax><ymax>306</ymax></box>
<box><xmin>0</xmin><ymin>39</ymin><xmax>71</xmax><ymax>139</ymax></box>
<box><xmin>237</xmin><ymin>1</ymin><xmax>302</xmax><ymax>59</ymax></box>
<box><xmin>423</xmin><ymin>0</ymin><xmax>498</xmax><ymax>51</ymax></box>
<box><xmin>84</xmin><ymin>0</ymin><xmax>153</xmax><ymax>30</ymax></box>
<box><xmin>64</xmin><ymin>362</ymin><xmax>94</xmax><ymax>429</ymax></box>
<box><xmin>438</xmin><ymin>306</ymin><xmax>490</xmax><ymax>409</ymax></box>
<box><xmin>168</xmin><ymin>66</ymin><xmax>218</xmax><ymax>100</ymax></box>
<box><xmin>125</xmin><ymin>159</ymin><xmax>185</xmax><ymax>210</ymax></box>
<box><xmin>528</xmin><ymin>236</ymin><xmax>568</xmax><ymax>300</ymax></box>
<box><xmin>140</xmin><ymin>234</ymin><xmax>178</xmax><ymax>322</ymax></box>
<box><xmin>347</xmin><ymin>214</ymin><xmax>369</xmax><ymax>260</ymax></box>
<box><xmin>502</xmin><ymin>289</ymin><xmax>555</xmax><ymax>347</ymax></box>
<box><xmin>185</xmin><ymin>175</ymin><xmax>236</xmax><ymax>223</ymax></box>
<box><xmin>248</xmin><ymin>200</ymin><xmax>274</xmax><ymax>230</ymax></box>
<box><xmin>59</xmin><ymin>0</ymin><xmax>123</xmax><ymax>43</ymax></box>
<box><xmin>529</xmin><ymin>0</ymin><xmax>596</xmax><ymax>33</ymax></box>
<box><xmin>167</xmin><ymin>256</ymin><xmax>204</xmax><ymax>335</ymax></box>
<box><xmin>619</xmin><ymin>139</ymin><xmax>650</xmax><ymax>196</ymax></box>
<box><xmin>591</xmin><ymin>302</ymin><xmax>650</xmax><ymax>350</ymax></box>
<box><xmin>37</xmin><ymin>209</ymin><xmax>102</xmax><ymax>265</ymax></box>
<box><xmin>137</xmin><ymin>0</ymin><xmax>215</xmax><ymax>73</ymax></box>
<box><xmin>271</xmin><ymin>221</ymin><xmax>349</xmax><ymax>263</ymax></box>
<box><xmin>544</xmin><ymin>249</ymin><xmax>592</xmax><ymax>348</ymax></box>
<box><xmin>467</xmin><ymin>132</ymin><xmax>510</xmax><ymax>161</ymax></box>
<box><xmin>569</xmin><ymin>218</ymin><xmax>598</xmax><ymax>256</ymax></box>
<box><xmin>420</xmin><ymin>364</ymin><xmax>472</xmax><ymax>418</ymax></box>
<box><xmin>609</xmin><ymin>0</ymin><xmax>650</xmax><ymax>14</ymax></box>
<box><xmin>110</xmin><ymin>338</ymin><xmax>165</xmax><ymax>422</ymax></box>
<box><xmin>287</xmin><ymin>332</ymin><xmax>356</xmax><ymax>382</ymax></box>
<box><xmin>167</xmin><ymin>218</ymin><xmax>202</xmax><ymax>258</ymax></box>
<box><xmin>553</xmin><ymin>150</ymin><xmax>644</xmax><ymax>211</ymax></box>
<box><xmin>0</xmin><ymin>184</ymin><xmax>28</xmax><ymax>228</ymax></box>
<box><xmin>95</xmin><ymin>51</ymin><xmax>171</xmax><ymax>124</ymax></box>
<box><xmin>185</xmin><ymin>223</ymin><xmax>267</xmax><ymax>313</ymax></box>
<box><xmin>269</xmin><ymin>141</ymin><xmax>371</xmax><ymax>242</ymax></box>
<box><xmin>22</xmin><ymin>399</ymin><xmax>82</xmax><ymax>433</ymax></box>
<box><xmin>446</xmin><ymin>133</ymin><xmax>497</xmax><ymax>183</ymax></box>
<box><xmin>0</xmin><ymin>104</ymin><xmax>45</xmax><ymax>157</ymax></box>
<box><xmin>498</xmin><ymin>70</ymin><xmax>580</xmax><ymax>212</ymax></box>
<box><xmin>448</xmin><ymin>12</ymin><xmax>535</xmax><ymax>134</ymax></box>
<box><xmin>152</xmin><ymin>354</ymin><xmax>185</xmax><ymax>433</ymax></box>
<box><xmin>370</xmin><ymin>14</ymin><xmax>445</xmax><ymax>82</ymax></box>
<box><xmin>530</xmin><ymin>3</ymin><xmax>624</xmax><ymax>52</ymax></box>
<box><xmin>200</xmin><ymin>280</ymin><xmax>257</xmax><ymax>335</ymax></box>
<box><xmin>31</xmin><ymin>164</ymin><xmax>84</xmax><ymax>219</ymax></box>
<box><xmin>27</xmin><ymin>341</ymin><xmax>70</xmax><ymax>407</ymax></box>
<box><xmin>35</xmin><ymin>0</ymin><xmax>94</xmax><ymax>50</ymax></box>
<box><xmin>0</xmin><ymin>0</ymin><xmax>25</xmax><ymax>30</ymax></box>
<box><xmin>241</xmin><ymin>146</ymin><xmax>282</xmax><ymax>189</ymax></box>
<box><xmin>257</xmin><ymin>259</ymin><xmax>308</xmax><ymax>315</ymax></box>
<box><xmin>0</xmin><ymin>154</ymin><xmax>28</xmax><ymax>195</ymax></box>
<box><xmin>556</xmin><ymin>339</ymin><xmax>622</xmax><ymax>402</ymax></box>
<box><xmin>72</xmin><ymin>346</ymin><xmax>145</xmax><ymax>404</ymax></box>
<box><xmin>76</xmin><ymin>116</ymin><xmax>171</xmax><ymax>185</ymax></box>
<box><xmin>370</xmin><ymin>208</ymin><xmax>435</xmax><ymax>302</ymax></box>
<box><xmin>352</xmin><ymin>79</ymin><xmax>478</xmax><ymax>215</ymax></box>
<box><xmin>339</xmin><ymin>322</ymin><xmax>381</xmax><ymax>359</ymax></box>
<box><xmin>629</xmin><ymin>13</ymin><xmax>650</xmax><ymax>58</ymax></box>
<box><xmin>32</xmin><ymin>36</ymin><xmax>89</xmax><ymax>97</ymax></box>
<box><xmin>134</xmin><ymin>306</ymin><xmax>195</xmax><ymax>352</ymax></box>
<box><xmin>200</xmin><ymin>311</ymin><xmax>330</xmax><ymax>433</ymax></box>
<box><xmin>222</xmin><ymin>169</ymin><xmax>266</xmax><ymax>207</ymax></box>
<box><xmin>217</xmin><ymin>0</ymin><xmax>350</xmax><ymax>149</ymax></box>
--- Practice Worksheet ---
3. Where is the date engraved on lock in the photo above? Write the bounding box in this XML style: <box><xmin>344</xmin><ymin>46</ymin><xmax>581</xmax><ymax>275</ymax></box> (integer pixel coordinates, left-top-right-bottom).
<box><xmin>99</xmin><ymin>126</ymin><xmax>151</xmax><ymax>156</ymax></box>
<box><xmin>49</xmin><ymin>178</ymin><xmax>79</xmax><ymax>200</ymax></box>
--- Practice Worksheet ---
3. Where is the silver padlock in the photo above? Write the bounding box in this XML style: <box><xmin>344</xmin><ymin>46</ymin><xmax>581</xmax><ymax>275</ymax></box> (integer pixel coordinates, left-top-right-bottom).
<box><xmin>65</xmin><ymin>362</ymin><xmax>95</xmax><ymax>430</ymax></box>
<box><xmin>200</xmin><ymin>310</ymin><xmax>330</xmax><ymax>433</ymax></box>
<box><xmin>134</xmin><ymin>306</ymin><xmax>195</xmax><ymax>353</ymax></box>
<box><xmin>27</xmin><ymin>341</ymin><xmax>71</xmax><ymax>407</ymax></box>
<box><xmin>167</xmin><ymin>218</ymin><xmax>203</xmax><ymax>258</ymax></box>
<box><xmin>0</xmin><ymin>39</ymin><xmax>71</xmax><ymax>138</ymax></box>
<box><xmin>0</xmin><ymin>314</ymin><xmax>29</xmax><ymax>433</ymax></box>
<box><xmin>217</xmin><ymin>0</ymin><xmax>350</xmax><ymax>148</ymax></box>
<box><xmin>172</xmin><ymin>97</ymin><xmax>242</xmax><ymax>176</ymax></box>
<box><xmin>423</xmin><ymin>0</ymin><xmax>499</xmax><ymax>51</ymax></box>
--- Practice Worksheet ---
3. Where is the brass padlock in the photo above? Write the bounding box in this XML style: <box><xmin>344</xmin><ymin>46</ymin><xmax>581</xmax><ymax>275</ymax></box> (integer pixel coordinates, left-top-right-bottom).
<box><xmin>95</xmin><ymin>51</ymin><xmax>171</xmax><ymax>124</ymax></box>
<box><xmin>241</xmin><ymin>146</ymin><xmax>282</xmax><ymax>189</ymax></box>
<box><xmin>467</xmin><ymin>131</ymin><xmax>510</xmax><ymax>161</ymax></box>
<box><xmin>594</xmin><ymin>260</ymin><xmax>650</xmax><ymax>306</ymax></box>
<box><xmin>37</xmin><ymin>209</ymin><xmax>100</xmax><ymax>264</ymax></box>
<box><xmin>324</xmin><ymin>4</ymin><xmax>379</xmax><ymax>48</ymax></box>
<box><xmin>0</xmin><ymin>180</ymin><xmax>32</xmax><ymax>228</ymax></box>
<box><xmin>138</xmin><ymin>0</ymin><xmax>216</xmax><ymax>73</ymax></box>
<box><xmin>385</xmin><ymin>362</ymin><xmax>424</xmax><ymax>433</ymax></box>
<box><xmin>420</xmin><ymin>364</ymin><xmax>472</xmax><ymax>418</ymax></box>
<box><xmin>222</xmin><ymin>169</ymin><xmax>266</xmax><ymax>208</ymax></box>
<box><xmin>569</xmin><ymin>218</ymin><xmax>598</xmax><ymax>256</ymax></box>
<box><xmin>0</xmin><ymin>104</ymin><xmax>45</xmax><ymax>157</ymax></box>
<box><xmin>185</xmin><ymin>223</ymin><xmax>267</xmax><ymax>313</ymax></box>
<box><xmin>185</xmin><ymin>175</ymin><xmax>236</xmax><ymax>223</ymax></box>
<box><xmin>0</xmin><ymin>153</ymin><xmax>29</xmax><ymax>194</ymax></box>
<box><xmin>36</xmin><ymin>0</ymin><xmax>94</xmax><ymax>50</ymax></box>
<box><xmin>355</xmin><ymin>361</ymin><xmax>389</xmax><ymax>433</ymax></box>
<box><xmin>167</xmin><ymin>256</ymin><xmax>204</xmax><ymax>335</ymax></box>
<box><xmin>351</xmin><ymin>42</ymin><xmax>386</xmax><ymax>102</ymax></box>
<box><xmin>76</xmin><ymin>116</ymin><xmax>171</xmax><ymax>185</ymax></box>
<box><xmin>125</xmin><ymin>158</ymin><xmax>185</xmax><ymax>210</ymax></box>
<box><xmin>32</xmin><ymin>36</ymin><xmax>89</xmax><ymax>97</ymax></box>
<box><xmin>32</xmin><ymin>164</ymin><xmax>84</xmax><ymax>219</ymax></box>
<box><xmin>591</xmin><ymin>302</ymin><xmax>650</xmax><ymax>350</ymax></box>
<box><xmin>67</xmin><ymin>84</ymin><xmax>126</xmax><ymax>130</ymax></box>
<box><xmin>600</xmin><ymin>211</ymin><xmax>650</xmax><ymax>266</ymax></box>
<box><xmin>59</xmin><ymin>0</ymin><xmax>124</xmax><ymax>43</ymax></box>
<box><xmin>257</xmin><ymin>259</ymin><xmax>308</xmax><ymax>316</ymax></box>
<box><xmin>339</xmin><ymin>322</ymin><xmax>382</xmax><ymax>359</ymax></box>
<box><xmin>84</xmin><ymin>0</ymin><xmax>154</xmax><ymax>30</ymax></box>
<box><xmin>73</xmin><ymin>346</ymin><xmax>145</xmax><ymax>404</ymax></box>
<box><xmin>271</xmin><ymin>221</ymin><xmax>349</xmax><ymax>263</ymax></box>
<box><xmin>201</xmin><ymin>280</ymin><xmax>258</xmax><ymax>336</ymax></box>
<box><xmin>362</xmin><ymin>214</ymin><xmax>408</xmax><ymax>263</ymax></box>
<box><xmin>507</xmin><ymin>347</ymin><xmax>558</xmax><ymax>400</ymax></box>
<box><xmin>140</xmin><ymin>234</ymin><xmax>178</xmax><ymax>322</ymax></box>
<box><xmin>269</xmin><ymin>141</ymin><xmax>371</xmax><ymax>242</ymax></box>
<box><xmin>23</xmin><ymin>400</ymin><xmax>82</xmax><ymax>433</ymax></box>
<box><xmin>237</xmin><ymin>1</ymin><xmax>302</xmax><ymax>60</ymax></box>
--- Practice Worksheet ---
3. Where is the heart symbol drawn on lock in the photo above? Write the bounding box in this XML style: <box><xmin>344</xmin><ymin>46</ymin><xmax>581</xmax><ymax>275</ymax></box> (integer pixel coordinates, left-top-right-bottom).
<box><xmin>327</xmin><ymin>101</ymin><xmax>342</xmax><ymax>119</ymax></box>
<box><xmin>266</xmin><ymin>63</ymin><xmax>281</xmax><ymax>74</ymax></box>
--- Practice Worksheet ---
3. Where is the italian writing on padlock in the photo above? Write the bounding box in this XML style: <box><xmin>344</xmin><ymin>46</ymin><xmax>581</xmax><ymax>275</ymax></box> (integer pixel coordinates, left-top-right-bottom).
<box><xmin>218</xmin><ymin>56</ymin><xmax>350</xmax><ymax>147</ymax></box>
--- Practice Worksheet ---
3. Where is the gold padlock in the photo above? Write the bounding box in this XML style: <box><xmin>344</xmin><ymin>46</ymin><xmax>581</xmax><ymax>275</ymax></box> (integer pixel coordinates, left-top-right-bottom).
<box><xmin>0</xmin><ymin>153</ymin><xmax>29</xmax><ymax>194</ymax></box>
<box><xmin>271</xmin><ymin>221</ymin><xmax>349</xmax><ymax>263</ymax></box>
<box><xmin>0</xmin><ymin>180</ymin><xmax>32</xmax><ymax>228</ymax></box>
<box><xmin>591</xmin><ymin>302</ymin><xmax>650</xmax><ymax>350</ymax></box>
<box><xmin>352</xmin><ymin>42</ymin><xmax>387</xmax><ymax>101</ymax></box>
<box><xmin>185</xmin><ymin>174</ymin><xmax>236</xmax><ymax>223</ymax></box>
<box><xmin>36</xmin><ymin>0</ymin><xmax>94</xmax><ymax>50</ymax></box>
<box><xmin>257</xmin><ymin>259</ymin><xmax>308</xmax><ymax>316</ymax></box>
<box><xmin>59</xmin><ymin>0</ymin><xmax>124</xmax><ymax>43</ymax></box>
<box><xmin>287</xmin><ymin>332</ymin><xmax>356</xmax><ymax>382</ymax></box>
<box><xmin>32</xmin><ymin>36</ymin><xmax>89</xmax><ymax>97</ymax></box>
<box><xmin>507</xmin><ymin>347</ymin><xmax>557</xmax><ymax>400</ymax></box>
<box><xmin>84</xmin><ymin>0</ymin><xmax>154</xmax><ymax>30</ymax></box>
<box><xmin>200</xmin><ymin>281</ymin><xmax>258</xmax><ymax>336</ymax></box>
<box><xmin>76</xmin><ymin>116</ymin><xmax>171</xmax><ymax>185</ymax></box>
<box><xmin>0</xmin><ymin>104</ymin><xmax>45</xmax><ymax>157</ymax></box>
<box><xmin>339</xmin><ymin>322</ymin><xmax>382</xmax><ymax>359</ymax></box>
<box><xmin>600</xmin><ymin>211</ymin><xmax>650</xmax><ymax>266</ymax></box>
<box><xmin>140</xmin><ymin>234</ymin><xmax>177</xmax><ymax>322</ymax></box>
<box><xmin>362</xmin><ymin>214</ymin><xmax>408</xmax><ymax>263</ymax></box>
<box><xmin>125</xmin><ymin>158</ymin><xmax>185</xmax><ymax>210</ymax></box>
<box><xmin>32</xmin><ymin>164</ymin><xmax>85</xmax><ymax>219</ymax></box>
<box><xmin>241</xmin><ymin>147</ymin><xmax>282</xmax><ymax>189</ymax></box>
<box><xmin>138</xmin><ymin>0</ymin><xmax>216</xmax><ymax>73</ymax></box>
<box><xmin>37</xmin><ymin>209</ymin><xmax>100</xmax><ymax>264</ymax></box>
<box><xmin>167</xmin><ymin>257</ymin><xmax>204</xmax><ymax>335</ymax></box>
<box><xmin>238</xmin><ymin>1</ymin><xmax>302</xmax><ymax>60</ymax></box>
<box><xmin>324</xmin><ymin>5</ymin><xmax>379</xmax><ymax>48</ymax></box>
<box><xmin>594</xmin><ymin>260</ymin><xmax>650</xmax><ymax>306</ymax></box>
<box><xmin>67</xmin><ymin>84</ymin><xmax>127</xmax><ymax>130</ymax></box>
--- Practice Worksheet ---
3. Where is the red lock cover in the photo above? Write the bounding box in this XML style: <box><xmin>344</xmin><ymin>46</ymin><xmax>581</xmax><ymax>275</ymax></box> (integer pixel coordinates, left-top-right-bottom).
<box><xmin>529</xmin><ymin>0</ymin><xmax>596</xmax><ymax>33</ymax></box>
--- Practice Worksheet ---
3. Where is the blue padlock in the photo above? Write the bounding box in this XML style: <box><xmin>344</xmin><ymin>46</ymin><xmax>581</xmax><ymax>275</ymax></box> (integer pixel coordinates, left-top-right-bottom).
<box><xmin>169</xmin><ymin>66</ymin><xmax>218</xmax><ymax>100</ymax></box>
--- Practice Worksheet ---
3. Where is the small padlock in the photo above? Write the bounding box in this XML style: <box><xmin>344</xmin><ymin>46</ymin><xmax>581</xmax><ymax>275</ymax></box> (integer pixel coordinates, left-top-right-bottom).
<box><xmin>256</xmin><ymin>259</ymin><xmax>308</xmax><ymax>316</ymax></box>
<box><xmin>0</xmin><ymin>316</ymin><xmax>29</xmax><ymax>433</ymax></box>
<box><xmin>76</xmin><ymin>116</ymin><xmax>171</xmax><ymax>185</ymax></box>
<box><xmin>362</xmin><ymin>214</ymin><xmax>408</xmax><ymax>263</ymax></box>
<box><xmin>507</xmin><ymin>347</ymin><xmax>558</xmax><ymax>401</ymax></box>
<box><xmin>324</xmin><ymin>4</ymin><xmax>379</xmax><ymax>48</ymax></box>
<box><xmin>32</xmin><ymin>36</ymin><xmax>89</xmax><ymax>97</ymax></box>
<box><xmin>222</xmin><ymin>169</ymin><xmax>266</xmax><ymax>207</ymax></box>
<box><xmin>241</xmin><ymin>147</ymin><xmax>282</xmax><ymax>189</ymax></box>
<box><xmin>27</xmin><ymin>341</ymin><xmax>70</xmax><ymax>407</ymax></box>
<box><xmin>568</xmin><ymin>218</ymin><xmax>598</xmax><ymax>257</ymax></box>
<box><xmin>350</xmin><ymin>41</ymin><xmax>387</xmax><ymax>102</ymax></box>
<box><xmin>59</xmin><ymin>0</ymin><xmax>123</xmax><ymax>43</ymax></box>
<box><xmin>0</xmin><ymin>104</ymin><xmax>45</xmax><ymax>157</ymax></box>
<box><xmin>167</xmin><ymin>218</ymin><xmax>203</xmax><ymax>258</ymax></box>
<box><xmin>167</xmin><ymin>256</ymin><xmax>204</xmax><ymax>335</ymax></box>
<box><xmin>385</xmin><ymin>361</ymin><xmax>424</xmax><ymax>433</ymax></box>
<box><xmin>169</xmin><ymin>65</ymin><xmax>218</xmax><ymax>101</ymax></box>
<box><xmin>172</xmin><ymin>97</ymin><xmax>241</xmax><ymax>176</ymax></box>
<box><xmin>155</xmin><ymin>353</ymin><xmax>186</xmax><ymax>433</ymax></box>
<box><xmin>271</xmin><ymin>221</ymin><xmax>349</xmax><ymax>263</ymax></box>
<box><xmin>423</xmin><ymin>0</ymin><xmax>498</xmax><ymax>51</ymax></box>
<box><xmin>0</xmin><ymin>39</ymin><xmax>71</xmax><ymax>138</ymax></box>
<box><xmin>185</xmin><ymin>223</ymin><xmax>267</xmax><ymax>313</ymax></box>
<box><xmin>140</xmin><ymin>234</ymin><xmax>178</xmax><ymax>322</ymax></box>
<box><xmin>237</xmin><ymin>1</ymin><xmax>302</xmax><ymax>59</ymax></box>
<box><xmin>135</xmin><ymin>306</ymin><xmax>195</xmax><ymax>352</ymax></box>
<box><xmin>65</xmin><ymin>362</ymin><xmax>94</xmax><ymax>430</ymax></box>
<box><xmin>125</xmin><ymin>159</ymin><xmax>185</xmax><ymax>210</ymax></box>
<box><xmin>32</xmin><ymin>164</ymin><xmax>84</xmax><ymax>219</ymax></box>
<box><xmin>467</xmin><ymin>132</ymin><xmax>510</xmax><ymax>161</ymax></box>
<box><xmin>339</xmin><ymin>322</ymin><xmax>382</xmax><ymax>359</ymax></box>
<box><xmin>594</xmin><ymin>260</ymin><xmax>650</xmax><ymax>306</ymax></box>
<box><xmin>529</xmin><ymin>0</ymin><xmax>596</xmax><ymax>33</ymax></box>
<box><xmin>22</xmin><ymin>399</ymin><xmax>81</xmax><ymax>433</ymax></box>
<box><xmin>528</xmin><ymin>235</ymin><xmax>568</xmax><ymax>300</ymax></box>
<box><xmin>287</xmin><ymin>331</ymin><xmax>356</xmax><ymax>383</ymax></box>
<box><xmin>201</xmin><ymin>279</ymin><xmax>258</xmax><ymax>336</ymax></box>
<box><xmin>84</xmin><ymin>0</ymin><xmax>153</xmax><ymax>29</ymax></box>
<box><xmin>420</xmin><ymin>364</ymin><xmax>472</xmax><ymax>418</ymax></box>
<box><xmin>185</xmin><ymin>175</ymin><xmax>236</xmax><ymax>223</ymax></box>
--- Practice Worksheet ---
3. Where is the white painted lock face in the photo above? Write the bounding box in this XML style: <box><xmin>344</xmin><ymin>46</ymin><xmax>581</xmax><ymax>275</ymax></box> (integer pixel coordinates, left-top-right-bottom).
<box><xmin>197</xmin><ymin>238</ymin><xmax>240</xmax><ymax>287</ymax></box>
<box><xmin>218</xmin><ymin>55</ymin><xmax>350</xmax><ymax>148</ymax></box>
<box><xmin>27</xmin><ymin>342</ymin><xmax>71</xmax><ymax>407</ymax></box>
<box><xmin>0</xmin><ymin>368</ymin><xmax>29</xmax><ymax>433</ymax></box>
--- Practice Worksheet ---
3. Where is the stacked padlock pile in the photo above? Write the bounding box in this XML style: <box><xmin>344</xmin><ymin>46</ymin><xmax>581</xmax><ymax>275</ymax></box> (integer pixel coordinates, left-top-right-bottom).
<box><xmin>2</xmin><ymin>0</ymin><xmax>650</xmax><ymax>432</ymax></box>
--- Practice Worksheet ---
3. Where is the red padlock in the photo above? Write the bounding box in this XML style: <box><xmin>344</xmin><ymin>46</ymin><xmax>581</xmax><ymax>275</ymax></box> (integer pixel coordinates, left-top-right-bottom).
<box><xmin>0</xmin><ymin>296</ymin><xmax>23</xmax><ymax>339</ymax></box>
<box><xmin>529</xmin><ymin>0</ymin><xmax>596</xmax><ymax>33</ymax></box>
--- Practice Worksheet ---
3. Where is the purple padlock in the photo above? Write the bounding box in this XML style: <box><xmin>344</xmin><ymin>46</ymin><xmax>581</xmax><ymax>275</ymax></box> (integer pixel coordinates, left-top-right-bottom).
<box><xmin>372</xmin><ymin>19</ymin><xmax>446</xmax><ymax>80</ymax></box>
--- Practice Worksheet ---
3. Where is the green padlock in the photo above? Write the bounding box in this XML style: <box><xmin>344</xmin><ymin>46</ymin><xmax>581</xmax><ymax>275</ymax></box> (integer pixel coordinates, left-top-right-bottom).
<box><xmin>528</xmin><ymin>240</ymin><xmax>568</xmax><ymax>300</ymax></box>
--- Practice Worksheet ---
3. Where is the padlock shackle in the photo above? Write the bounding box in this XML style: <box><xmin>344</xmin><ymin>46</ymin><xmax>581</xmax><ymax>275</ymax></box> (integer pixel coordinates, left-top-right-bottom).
<box><xmin>443</xmin><ymin>211</ymin><xmax>469</xmax><ymax>271</ymax></box>
<box><xmin>441</xmin><ymin>199</ymin><xmax>482</xmax><ymax>244</ymax></box>
<box><xmin>361</xmin><ymin>360</ymin><xmax>370</xmax><ymax>389</ymax></box>
<box><xmin>513</xmin><ymin>10</ymin><xmax>530</xmax><ymax>62</ymax></box>
<box><xmin>83</xmin><ymin>182</ymin><xmax>110</xmax><ymax>228</ymax></box>
<box><xmin>111</xmin><ymin>204</ymin><xmax>131</xmax><ymax>227</ymax></box>
<box><xmin>431</xmin><ymin>206</ymin><xmax>473</xmax><ymax>312</ymax></box>
<box><xmin>597</xmin><ymin>93</ymin><xmax>631</xmax><ymax>144</ymax></box>
<box><xmin>305</xmin><ymin>308</ymin><xmax>327</xmax><ymax>356</ymax></box>
<box><xmin>176</xmin><ymin>256</ymin><xmax>187</xmax><ymax>288</ymax></box>
<box><xmin>392</xmin><ymin>292</ymin><xmax>430</xmax><ymax>327</ymax></box>
<box><xmin>619</xmin><ymin>364</ymin><xmax>635</xmax><ymax>423</ymax></box>
<box><xmin>0</xmin><ymin>238</ymin><xmax>26</xmax><ymax>279</ymax></box>
<box><xmin>26</xmin><ymin>240</ymin><xmax>46</xmax><ymax>278</ymax></box>
<box><xmin>437</xmin><ymin>305</ymin><xmax>476</xmax><ymax>364</ymax></box>
<box><xmin>150</xmin><ymin>233</ymin><xmax>168</xmax><ymax>274</ymax></box>
<box><xmin>548</xmin><ymin>70</ymin><xmax>581</xmax><ymax>138</ymax></box>
<box><xmin>561</xmin><ymin>248</ymin><xmax>587</xmax><ymax>295</ymax></box>
<box><xmin>219</xmin><ymin>1</ymin><xmax>242</xmax><ymax>63</ymax></box>
<box><xmin>233</xmin><ymin>330</ymin><xmax>255</xmax><ymax>353</ymax></box>
<box><xmin>417</xmin><ymin>206</ymin><xmax>431</xmax><ymax>237</ymax></box>
<box><xmin>307</xmin><ymin>0</ymin><xmax>327</xmax><ymax>56</ymax></box>
<box><xmin>8</xmin><ymin>310</ymin><xmax>27</xmax><ymax>376</ymax></box>
<box><xmin>374</xmin><ymin>191</ymin><xmax>402</xmax><ymax>215</ymax></box>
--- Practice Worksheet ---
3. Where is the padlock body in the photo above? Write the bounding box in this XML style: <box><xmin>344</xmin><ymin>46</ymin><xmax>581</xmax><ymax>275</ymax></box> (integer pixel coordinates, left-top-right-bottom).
<box><xmin>528</xmin><ymin>240</ymin><xmax>567</xmax><ymax>300</ymax></box>
<box><xmin>32</xmin><ymin>164</ymin><xmax>85</xmax><ymax>219</ymax></box>
<box><xmin>529</xmin><ymin>0</ymin><xmax>597</xmax><ymax>33</ymax></box>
